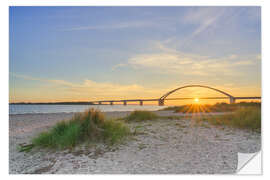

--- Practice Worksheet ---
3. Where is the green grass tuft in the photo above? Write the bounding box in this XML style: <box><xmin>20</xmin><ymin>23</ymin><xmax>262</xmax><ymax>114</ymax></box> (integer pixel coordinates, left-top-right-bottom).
<box><xmin>30</xmin><ymin>108</ymin><xmax>130</xmax><ymax>150</ymax></box>
<box><xmin>125</xmin><ymin>110</ymin><xmax>158</xmax><ymax>122</ymax></box>
<box><xmin>206</xmin><ymin>106</ymin><xmax>261</xmax><ymax>131</ymax></box>
<box><xmin>102</xmin><ymin>120</ymin><xmax>131</xmax><ymax>145</ymax></box>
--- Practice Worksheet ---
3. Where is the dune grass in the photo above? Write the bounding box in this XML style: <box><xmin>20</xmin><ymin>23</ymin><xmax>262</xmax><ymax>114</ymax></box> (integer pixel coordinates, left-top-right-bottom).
<box><xmin>28</xmin><ymin>109</ymin><xmax>130</xmax><ymax>150</ymax></box>
<box><xmin>203</xmin><ymin>106</ymin><xmax>261</xmax><ymax>131</ymax></box>
<box><xmin>125</xmin><ymin>110</ymin><xmax>158</xmax><ymax>122</ymax></box>
<box><xmin>161</xmin><ymin>102</ymin><xmax>261</xmax><ymax>113</ymax></box>
<box><xmin>161</xmin><ymin>102</ymin><xmax>261</xmax><ymax>131</ymax></box>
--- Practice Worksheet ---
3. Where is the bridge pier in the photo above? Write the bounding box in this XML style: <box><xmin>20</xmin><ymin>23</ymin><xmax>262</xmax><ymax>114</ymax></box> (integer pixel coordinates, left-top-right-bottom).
<box><xmin>230</xmin><ymin>97</ymin><xmax>236</xmax><ymax>104</ymax></box>
<box><xmin>123</xmin><ymin>101</ymin><xmax>127</xmax><ymax>106</ymax></box>
<box><xmin>110</xmin><ymin>101</ymin><xmax>113</xmax><ymax>105</ymax></box>
<box><xmin>139</xmin><ymin>100</ymin><xmax>143</xmax><ymax>106</ymax></box>
<box><xmin>158</xmin><ymin>99</ymin><xmax>164</xmax><ymax>106</ymax></box>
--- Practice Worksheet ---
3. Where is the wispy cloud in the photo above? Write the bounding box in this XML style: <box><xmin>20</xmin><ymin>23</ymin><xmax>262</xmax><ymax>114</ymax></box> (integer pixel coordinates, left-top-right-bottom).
<box><xmin>113</xmin><ymin>42</ymin><xmax>258</xmax><ymax>77</ymax></box>
<box><xmin>183</xmin><ymin>7</ymin><xmax>226</xmax><ymax>38</ymax></box>
<box><xmin>11</xmin><ymin>73</ymin><xmax>76</xmax><ymax>87</ymax></box>
<box><xmin>63</xmin><ymin>20</ymin><xmax>157</xmax><ymax>31</ymax></box>
<box><xmin>179</xmin><ymin>7</ymin><xmax>246</xmax><ymax>48</ymax></box>
<box><xmin>10</xmin><ymin>73</ymin><xmax>168</xmax><ymax>100</ymax></box>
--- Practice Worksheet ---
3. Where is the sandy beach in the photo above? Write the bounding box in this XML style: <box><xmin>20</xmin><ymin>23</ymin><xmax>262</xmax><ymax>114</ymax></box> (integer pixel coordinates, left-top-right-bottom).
<box><xmin>9</xmin><ymin>111</ymin><xmax>261</xmax><ymax>174</ymax></box>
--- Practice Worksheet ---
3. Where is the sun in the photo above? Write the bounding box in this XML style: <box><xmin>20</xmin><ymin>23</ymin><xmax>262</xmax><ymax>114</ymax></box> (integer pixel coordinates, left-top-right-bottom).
<box><xmin>194</xmin><ymin>98</ymin><xmax>199</xmax><ymax>103</ymax></box>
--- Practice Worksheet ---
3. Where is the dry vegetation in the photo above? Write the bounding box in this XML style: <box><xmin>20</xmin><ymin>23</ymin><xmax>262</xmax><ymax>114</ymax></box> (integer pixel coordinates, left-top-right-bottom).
<box><xmin>162</xmin><ymin>102</ymin><xmax>260</xmax><ymax>113</ymax></box>
<box><xmin>204</xmin><ymin>106</ymin><xmax>261</xmax><ymax>131</ymax></box>
<box><xmin>161</xmin><ymin>102</ymin><xmax>261</xmax><ymax>131</ymax></box>
<box><xmin>124</xmin><ymin>110</ymin><xmax>158</xmax><ymax>122</ymax></box>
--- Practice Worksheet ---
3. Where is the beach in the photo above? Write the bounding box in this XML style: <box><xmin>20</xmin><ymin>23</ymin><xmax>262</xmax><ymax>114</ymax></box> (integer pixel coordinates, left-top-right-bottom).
<box><xmin>9</xmin><ymin>111</ymin><xmax>261</xmax><ymax>174</ymax></box>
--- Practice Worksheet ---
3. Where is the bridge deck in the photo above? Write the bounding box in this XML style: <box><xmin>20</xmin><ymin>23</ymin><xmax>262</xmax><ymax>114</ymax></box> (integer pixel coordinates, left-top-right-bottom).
<box><xmin>90</xmin><ymin>85</ymin><xmax>261</xmax><ymax>105</ymax></box>
<box><xmin>91</xmin><ymin>96</ymin><xmax>261</xmax><ymax>104</ymax></box>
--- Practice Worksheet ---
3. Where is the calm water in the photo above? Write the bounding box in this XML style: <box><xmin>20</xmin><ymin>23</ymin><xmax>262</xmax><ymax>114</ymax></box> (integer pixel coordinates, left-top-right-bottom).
<box><xmin>9</xmin><ymin>104</ymin><xmax>166</xmax><ymax>115</ymax></box>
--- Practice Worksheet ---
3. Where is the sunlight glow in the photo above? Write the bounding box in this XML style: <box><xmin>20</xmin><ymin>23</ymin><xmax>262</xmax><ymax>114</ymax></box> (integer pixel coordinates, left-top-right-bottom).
<box><xmin>194</xmin><ymin>98</ymin><xmax>199</xmax><ymax>103</ymax></box>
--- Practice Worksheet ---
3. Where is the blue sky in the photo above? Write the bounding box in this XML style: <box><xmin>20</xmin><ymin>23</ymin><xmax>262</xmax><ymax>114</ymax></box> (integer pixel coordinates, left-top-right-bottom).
<box><xmin>9</xmin><ymin>6</ymin><xmax>261</xmax><ymax>103</ymax></box>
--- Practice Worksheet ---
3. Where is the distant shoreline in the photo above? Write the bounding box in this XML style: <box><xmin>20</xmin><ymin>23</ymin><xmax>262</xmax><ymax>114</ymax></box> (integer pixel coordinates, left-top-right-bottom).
<box><xmin>9</xmin><ymin>102</ymin><xmax>95</xmax><ymax>105</ymax></box>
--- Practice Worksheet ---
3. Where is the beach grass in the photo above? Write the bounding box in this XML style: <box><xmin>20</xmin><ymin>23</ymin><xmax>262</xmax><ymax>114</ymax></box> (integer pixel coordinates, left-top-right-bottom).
<box><xmin>160</xmin><ymin>102</ymin><xmax>261</xmax><ymax>113</ymax></box>
<box><xmin>125</xmin><ymin>110</ymin><xmax>158</xmax><ymax>122</ymax></box>
<box><xmin>30</xmin><ymin>109</ymin><xmax>130</xmax><ymax>150</ymax></box>
<box><xmin>203</xmin><ymin>106</ymin><xmax>261</xmax><ymax>131</ymax></box>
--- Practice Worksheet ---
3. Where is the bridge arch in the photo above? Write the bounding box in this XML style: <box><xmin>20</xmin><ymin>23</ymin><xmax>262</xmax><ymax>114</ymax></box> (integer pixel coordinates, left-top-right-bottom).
<box><xmin>159</xmin><ymin>85</ymin><xmax>235</xmax><ymax>105</ymax></box>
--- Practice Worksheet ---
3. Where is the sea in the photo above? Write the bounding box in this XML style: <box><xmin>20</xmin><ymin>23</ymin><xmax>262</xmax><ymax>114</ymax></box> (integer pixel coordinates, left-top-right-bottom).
<box><xmin>9</xmin><ymin>104</ymin><xmax>166</xmax><ymax>115</ymax></box>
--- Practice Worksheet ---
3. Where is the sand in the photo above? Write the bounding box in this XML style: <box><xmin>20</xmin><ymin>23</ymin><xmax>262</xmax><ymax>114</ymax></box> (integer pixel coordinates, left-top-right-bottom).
<box><xmin>9</xmin><ymin>111</ymin><xmax>261</xmax><ymax>174</ymax></box>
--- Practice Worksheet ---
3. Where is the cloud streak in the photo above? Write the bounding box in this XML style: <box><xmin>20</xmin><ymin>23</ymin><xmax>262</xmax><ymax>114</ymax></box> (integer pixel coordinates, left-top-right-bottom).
<box><xmin>10</xmin><ymin>73</ymin><xmax>168</xmax><ymax>101</ymax></box>
<box><xmin>63</xmin><ymin>20</ymin><xmax>158</xmax><ymax>31</ymax></box>
<box><xmin>113</xmin><ymin>42</ymin><xmax>258</xmax><ymax>77</ymax></box>
<box><xmin>184</xmin><ymin>8</ymin><xmax>225</xmax><ymax>37</ymax></box>
<box><xmin>178</xmin><ymin>7</ymin><xmax>252</xmax><ymax>48</ymax></box>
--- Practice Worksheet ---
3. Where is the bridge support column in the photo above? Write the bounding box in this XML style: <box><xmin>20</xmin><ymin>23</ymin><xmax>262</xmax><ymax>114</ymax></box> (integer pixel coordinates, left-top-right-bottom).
<box><xmin>158</xmin><ymin>99</ymin><xmax>164</xmax><ymax>106</ymax></box>
<box><xmin>139</xmin><ymin>100</ymin><xmax>143</xmax><ymax>106</ymax></box>
<box><xmin>123</xmin><ymin>101</ymin><xmax>127</xmax><ymax>106</ymax></box>
<box><xmin>110</xmin><ymin>101</ymin><xmax>113</xmax><ymax>105</ymax></box>
<box><xmin>229</xmin><ymin>97</ymin><xmax>235</xmax><ymax>104</ymax></box>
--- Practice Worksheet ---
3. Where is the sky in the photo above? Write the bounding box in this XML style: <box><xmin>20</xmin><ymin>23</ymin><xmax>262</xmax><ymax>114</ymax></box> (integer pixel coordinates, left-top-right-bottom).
<box><xmin>9</xmin><ymin>6</ymin><xmax>261</xmax><ymax>104</ymax></box>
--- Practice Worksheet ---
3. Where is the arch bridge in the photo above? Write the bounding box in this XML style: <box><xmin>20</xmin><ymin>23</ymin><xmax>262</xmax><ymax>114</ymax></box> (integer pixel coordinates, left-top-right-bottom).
<box><xmin>90</xmin><ymin>85</ymin><xmax>261</xmax><ymax>106</ymax></box>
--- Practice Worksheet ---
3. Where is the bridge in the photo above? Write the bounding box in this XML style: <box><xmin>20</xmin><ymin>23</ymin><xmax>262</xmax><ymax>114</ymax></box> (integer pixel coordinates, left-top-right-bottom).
<box><xmin>90</xmin><ymin>85</ymin><xmax>261</xmax><ymax>106</ymax></box>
